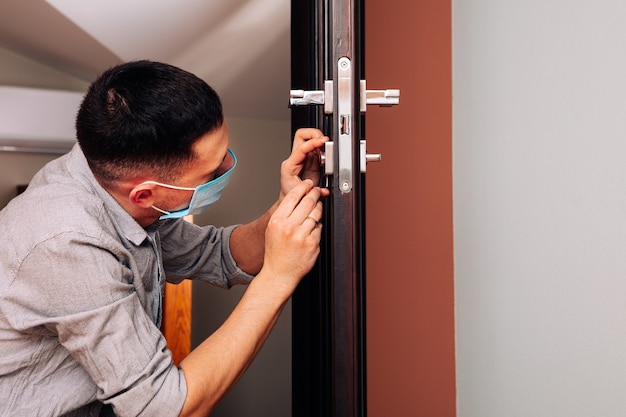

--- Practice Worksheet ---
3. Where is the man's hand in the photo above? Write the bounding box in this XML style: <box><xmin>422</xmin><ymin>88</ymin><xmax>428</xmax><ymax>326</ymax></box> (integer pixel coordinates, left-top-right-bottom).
<box><xmin>262</xmin><ymin>179</ymin><xmax>324</xmax><ymax>295</ymax></box>
<box><xmin>279</xmin><ymin>128</ymin><xmax>329</xmax><ymax>199</ymax></box>
<box><xmin>229</xmin><ymin>128</ymin><xmax>329</xmax><ymax>276</ymax></box>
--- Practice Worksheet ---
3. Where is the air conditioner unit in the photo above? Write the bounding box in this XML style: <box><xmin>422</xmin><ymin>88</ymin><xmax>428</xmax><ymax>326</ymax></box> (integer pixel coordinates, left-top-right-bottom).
<box><xmin>0</xmin><ymin>86</ymin><xmax>84</xmax><ymax>154</ymax></box>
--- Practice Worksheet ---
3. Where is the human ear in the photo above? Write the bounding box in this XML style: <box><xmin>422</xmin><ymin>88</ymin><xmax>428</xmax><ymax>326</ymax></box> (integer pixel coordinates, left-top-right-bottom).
<box><xmin>129</xmin><ymin>184</ymin><xmax>156</xmax><ymax>209</ymax></box>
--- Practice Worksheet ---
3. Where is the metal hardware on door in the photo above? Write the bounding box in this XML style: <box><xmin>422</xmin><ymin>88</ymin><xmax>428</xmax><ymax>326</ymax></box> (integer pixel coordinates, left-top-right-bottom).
<box><xmin>289</xmin><ymin>89</ymin><xmax>325</xmax><ymax>105</ymax></box>
<box><xmin>289</xmin><ymin>80</ymin><xmax>400</xmax><ymax>114</ymax></box>
<box><xmin>320</xmin><ymin>140</ymin><xmax>382</xmax><ymax>175</ymax></box>
<box><xmin>290</xmin><ymin>81</ymin><xmax>334</xmax><ymax>113</ymax></box>
<box><xmin>319</xmin><ymin>142</ymin><xmax>333</xmax><ymax>176</ymax></box>
<box><xmin>289</xmin><ymin>81</ymin><xmax>400</xmax><ymax>113</ymax></box>
<box><xmin>336</xmin><ymin>57</ymin><xmax>353</xmax><ymax>193</ymax></box>
<box><xmin>290</xmin><ymin>79</ymin><xmax>397</xmax><ymax>190</ymax></box>
<box><xmin>359</xmin><ymin>80</ymin><xmax>400</xmax><ymax>111</ymax></box>
<box><xmin>361</xmin><ymin>141</ymin><xmax>382</xmax><ymax>172</ymax></box>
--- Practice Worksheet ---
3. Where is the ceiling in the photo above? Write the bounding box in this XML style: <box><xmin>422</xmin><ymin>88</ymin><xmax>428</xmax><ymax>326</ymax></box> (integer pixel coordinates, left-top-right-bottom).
<box><xmin>0</xmin><ymin>0</ymin><xmax>291</xmax><ymax>121</ymax></box>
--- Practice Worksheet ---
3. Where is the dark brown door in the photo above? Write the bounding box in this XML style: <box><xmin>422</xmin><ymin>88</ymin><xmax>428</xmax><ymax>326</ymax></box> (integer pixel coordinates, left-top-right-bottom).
<box><xmin>290</xmin><ymin>2</ymin><xmax>398</xmax><ymax>415</ymax></box>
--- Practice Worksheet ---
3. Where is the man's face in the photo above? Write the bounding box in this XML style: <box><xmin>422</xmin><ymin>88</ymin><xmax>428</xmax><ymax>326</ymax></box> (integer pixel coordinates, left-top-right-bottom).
<box><xmin>157</xmin><ymin>122</ymin><xmax>232</xmax><ymax>213</ymax></box>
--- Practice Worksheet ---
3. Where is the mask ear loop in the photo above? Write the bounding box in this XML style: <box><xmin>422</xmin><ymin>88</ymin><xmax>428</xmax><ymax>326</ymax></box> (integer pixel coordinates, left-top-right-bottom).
<box><xmin>141</xmin><ymin>149</ymin><xmax>237</xmax><ymax>191</ymax></box>
<box><xmin>151</xmin><ymin>205</ymin><xmax>171</xmax><ymax>215</ymax></box>
<box><xmin>141</xmin><ymin>181</ymin><xmax>196</xmax><ymax>191</ymax></box>
<box><xmin>141</xmin><ymin>181</ymin><xmax>196</xmax><ymax>216</ymax></box>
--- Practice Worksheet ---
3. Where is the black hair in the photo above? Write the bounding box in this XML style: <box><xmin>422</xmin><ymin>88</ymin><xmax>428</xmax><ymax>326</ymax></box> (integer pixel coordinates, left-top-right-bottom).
<box><xmin>76</xmin><ymin>60</ymin><xmax>223</xmax><ymax>184</ymax></box>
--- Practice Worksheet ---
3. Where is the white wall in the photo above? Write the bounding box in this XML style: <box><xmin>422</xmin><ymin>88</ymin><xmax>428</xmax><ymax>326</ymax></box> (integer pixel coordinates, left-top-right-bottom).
<box><xmin>0</xmin><ymin>46</ymin><xmax>87</xmax><ymax>209</ymax></box>
<box><xmin>0</xmin><ymin>86</ymin><xmax>83</xmax><ymax>153</ymax></box>
<box><xmin>454</xmin><ymin>1</ymin><xmax>626</xmax><ymax>416</ymax></box>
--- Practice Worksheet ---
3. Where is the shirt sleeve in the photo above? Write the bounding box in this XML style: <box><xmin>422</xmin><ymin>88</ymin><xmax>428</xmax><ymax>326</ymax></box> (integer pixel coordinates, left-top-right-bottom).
<box><xmin>8</xmin><ymin>230</ymin><xmax>187</xmax><ymax>417</ymax></box>
<box><xmin>157</xmin><ymin>219</ymin><xmax>254</xmax><ymax>287</ymax></box>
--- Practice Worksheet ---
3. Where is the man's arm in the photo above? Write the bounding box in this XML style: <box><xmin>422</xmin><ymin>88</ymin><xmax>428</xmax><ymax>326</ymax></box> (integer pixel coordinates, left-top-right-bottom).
<box><xmin>228</xmin><ymin>201</ymin><xmax>276</xmax><ymax>275</ymax></box>
<box><xmin>178</xmin><ymin>180</ymin><xmax>325</xmax><ymax>417</ymax></box>
<box><xmin>229</xmin><ymin>129</ymin><xmax>328</xmax><ymax>275</ymax></box>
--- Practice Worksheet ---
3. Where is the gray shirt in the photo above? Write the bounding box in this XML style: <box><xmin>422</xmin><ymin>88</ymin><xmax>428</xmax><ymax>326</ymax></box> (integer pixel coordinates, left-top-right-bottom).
<box><xmin>0</xmin><ymin>145</ymin><xmax>253</xmax><ymax>417</ymax></box>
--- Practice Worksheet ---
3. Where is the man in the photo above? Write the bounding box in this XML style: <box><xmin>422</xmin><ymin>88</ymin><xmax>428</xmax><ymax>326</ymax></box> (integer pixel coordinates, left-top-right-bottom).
<box><xmin>0</xmin><ymin>60</ymin><xmax>329</xmax><ymax>416</ymax></box>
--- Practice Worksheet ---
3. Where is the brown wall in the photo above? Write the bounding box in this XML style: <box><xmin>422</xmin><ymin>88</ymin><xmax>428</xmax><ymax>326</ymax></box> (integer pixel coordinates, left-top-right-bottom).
<box><xmin>365</xmin><ymin>0</ymin><xmax>455</xmax><ymax>415</ymax></box>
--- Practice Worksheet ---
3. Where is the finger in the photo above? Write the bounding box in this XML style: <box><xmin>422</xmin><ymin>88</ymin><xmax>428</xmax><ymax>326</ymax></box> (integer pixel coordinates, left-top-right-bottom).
<box><xmin>282</xmin><ymin>138</ymin><xmax>327</xmax><ymax>181</ymax></box>
<box><xmin>300</xmin><ymin>152</ymin><xmax>323</xmax><ymax>179</ymax></box>
<box><xmin>303</xmin><ymin>216</ymin><xmax>319</xmax><ymax>228</ymax></box>
<box><xmin>289</xmin><ymin>188</ymin><xmax>323</xmax><ymax>221</ymax></box>
<box><xmin>274</xmin><ymin>180</ymin><xmax>316</xmax><ymax>218</ymax></box>
<box><xmin>291</xmin><ymin>132</ymin><xmax>328</xmax><ymax>154</ymax></box>
<box><xmin>304</xmin><ymin>219</ymin><xmax>323</xmax><ymax>238</ymax></box>
<box><xmin>290</xmin><ymin>187</ymin><xmax>322</xmax><ymax>224</ymax></box>
<box><xmin>303</xmin><ymin>150</ymin><xmax>321</xmax><ymax>169</ymax></box>
<box><xmin>298</xmin><ymin>136</ymin><xmax>328</xmax><ymax>154</ymax></box>
<box><xmin>307</xmin><ymin>219</ymin><xmax>323</xmax><ymax>241</ymax></box>
<box><xmin>302</xmin><ymin>201</ymin><xmax>323</xmax><ymax>226</ymax></box>
<box><xmin>293</xmin><ymin>128</ymin><xmax>325</xmax><ymax>144</ymax></box>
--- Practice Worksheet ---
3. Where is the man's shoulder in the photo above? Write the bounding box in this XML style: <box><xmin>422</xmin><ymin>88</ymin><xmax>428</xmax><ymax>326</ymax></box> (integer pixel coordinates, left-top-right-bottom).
<box><xmin>5</xmin><ymin>179</ymin><xmax>106</xmax><ymax>226</ymax></box>
<box><xmin>0</xmin><ymin>177</ymin><xmax>115</xmax><ymax>260</ymax></box>
<box><xmin>3</xmin><ymin>147</ymin><xmax>106</xmax><ymax>225</ymax></box>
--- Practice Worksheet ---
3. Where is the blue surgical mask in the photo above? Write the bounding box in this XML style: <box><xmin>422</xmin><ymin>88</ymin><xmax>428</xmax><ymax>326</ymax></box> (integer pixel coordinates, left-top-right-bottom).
<box><xmin>143</xmin><ymin>148</ymin><xmax>237</xmax><ymax>219</ymax></box>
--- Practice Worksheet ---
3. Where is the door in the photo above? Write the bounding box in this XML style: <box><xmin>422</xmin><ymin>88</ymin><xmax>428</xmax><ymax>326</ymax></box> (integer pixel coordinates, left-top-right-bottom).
<box><xmin>290</xmin><ymin>1</ymin><xmax>398</xmax><ymax>415</ymax></box>
<box><xmin>162</xmin><ymin>280</ymin><xmax>192</xmax><ymax>365</ymax></box>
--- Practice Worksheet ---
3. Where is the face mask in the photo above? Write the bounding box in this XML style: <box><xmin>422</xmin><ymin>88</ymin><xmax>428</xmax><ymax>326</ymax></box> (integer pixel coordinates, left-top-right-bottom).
<box><xmin>142</xmin><ymin>148</ymin><xmax>237</xmax><ymax>219</ymax></box>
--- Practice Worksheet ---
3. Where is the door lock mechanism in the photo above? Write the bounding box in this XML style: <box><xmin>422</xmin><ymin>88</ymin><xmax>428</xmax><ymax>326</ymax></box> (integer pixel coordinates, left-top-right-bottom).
<box><xmin>290</xmin><ymin>72</ymin><xmax>397</xmax><ymax>193</ymax></box>
<box><xmin>320</xmin><ymin>141</ymin><xmax>382</xmax><ymax>175</ymax></box>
